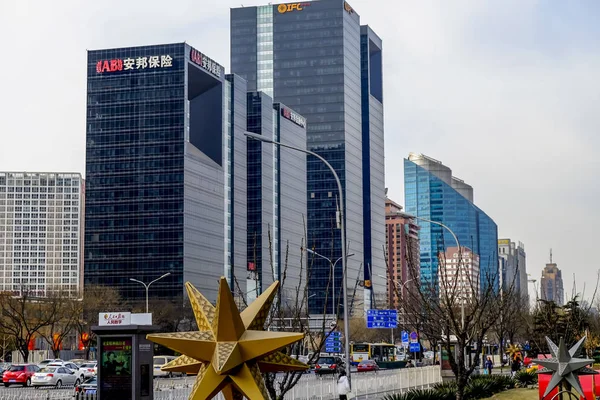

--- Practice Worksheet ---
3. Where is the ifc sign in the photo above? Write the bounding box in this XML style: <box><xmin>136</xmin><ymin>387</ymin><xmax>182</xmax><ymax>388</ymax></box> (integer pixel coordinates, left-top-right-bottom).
<box><xmin>277</xmin><ymin>2</ymin><xmax>310</xmax><ymax>13</ymax></box>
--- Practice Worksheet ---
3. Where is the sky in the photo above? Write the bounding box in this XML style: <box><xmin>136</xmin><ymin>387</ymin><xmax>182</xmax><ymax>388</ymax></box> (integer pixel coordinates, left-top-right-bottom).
<box><xmin>1</xmin><ymin>0</ymin><xmax>599</xmax><ymax>301</ymax></box>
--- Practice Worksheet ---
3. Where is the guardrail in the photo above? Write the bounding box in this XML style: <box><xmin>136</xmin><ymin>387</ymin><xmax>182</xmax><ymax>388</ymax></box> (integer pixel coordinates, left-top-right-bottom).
<box><xmin>0</xmin><ymin>366</ymin><xmax>442</xmax><ymax>400</ymax></box>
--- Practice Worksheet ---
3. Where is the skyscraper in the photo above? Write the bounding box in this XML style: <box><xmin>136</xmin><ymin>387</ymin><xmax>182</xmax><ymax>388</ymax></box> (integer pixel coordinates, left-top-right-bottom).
<box><xmin>540</xmin><ymin>252</ymin><xmax>564</xmax><ymax>305</ymax></box>
<box><xmin>384</xmin><ymin>196</ymin><xmax>420</xmax><ymax>309</ymax></box>
<box><xmin>231</xmin><ymin>0</ymin><xmax>386</xmax><ymax>313</ymax></box>
<box><xmin>245</xmin><ymin>91</ymin><xmax>307</xmax><ymax>303</ymax></box>
<box><xmin>0</xmin><ymin>172</ymin><xmax>84</xmax><ymax>297</ymax></box>
<box><xmin>404</xmin><ymin>153</ymin><xmax>499</xmax><ymax>291</ymax></box>
<box><xmin>85</xmin><ymin>43</ymin><xmax>248</xmax><ymax>302</ymax></box>
<box><xmin>498</xmin><ymin>239</ymin><xmax>528</xmax><ymax>298</ymax></box>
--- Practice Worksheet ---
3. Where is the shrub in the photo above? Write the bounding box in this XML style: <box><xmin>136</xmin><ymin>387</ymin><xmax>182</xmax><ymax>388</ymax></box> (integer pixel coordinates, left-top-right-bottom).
<box><xmin>385</xmin><ymin>373</ymin><xmax>517</xmax><ymax>400</ymax></box>
<box><xmin>382</xmin><ymin>389</ymin><xmax>442</xmax><ymax>400</ymax></box>
<box><xmin>514</xmin><ymin>370</ymin><xmax>538</xmax><ymax>387</ymax></box>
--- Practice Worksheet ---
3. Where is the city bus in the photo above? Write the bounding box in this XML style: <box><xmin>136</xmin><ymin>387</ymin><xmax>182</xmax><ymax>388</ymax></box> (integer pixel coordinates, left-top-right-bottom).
<box><xmin>351</xmin><ymin>343</ymin><xmax>397</xmax><ymax>365</ymax></box>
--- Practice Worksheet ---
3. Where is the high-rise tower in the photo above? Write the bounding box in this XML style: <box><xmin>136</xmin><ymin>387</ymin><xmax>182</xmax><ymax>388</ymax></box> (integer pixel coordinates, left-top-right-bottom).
<box><xmin>231</xmin><ymin>0</ymin><xmax>386</xmax><ymax>313</ymax></box>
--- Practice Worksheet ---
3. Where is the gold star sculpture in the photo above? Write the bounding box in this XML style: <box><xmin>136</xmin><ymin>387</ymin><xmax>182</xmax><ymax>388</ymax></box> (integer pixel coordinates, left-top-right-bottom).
<box><xmin>147</xmin><ymin>277</ymin><xmax>308</xmax><ymax>400</ymax></box>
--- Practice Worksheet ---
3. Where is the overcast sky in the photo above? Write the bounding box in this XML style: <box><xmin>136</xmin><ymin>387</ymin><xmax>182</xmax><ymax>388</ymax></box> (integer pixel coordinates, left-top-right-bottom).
<box><xmin>1</xmin><ymin>0</ymin><xmax>598</xmax><ymax>300</ymax></box>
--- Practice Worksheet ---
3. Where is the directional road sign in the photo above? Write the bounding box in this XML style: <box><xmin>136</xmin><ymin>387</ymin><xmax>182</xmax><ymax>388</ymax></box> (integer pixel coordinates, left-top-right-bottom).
<box><xmin>325</xmin><ymin>331</ymin><xmax>342</xmax><ymax>353</ymax></box>
<box><xmin>401</xmin><ymin>331</ymin><xmax>409</xmax><ymax>345</ymax></box>
<box><xmin>366</xmin><ymin>309</ymin><xmax>398</xmax><ymax>329</ymax></box>
<box><xmin>409</xmin><ymin>342</ymin><xmax>420</xmax><ymax>353</ymax></box>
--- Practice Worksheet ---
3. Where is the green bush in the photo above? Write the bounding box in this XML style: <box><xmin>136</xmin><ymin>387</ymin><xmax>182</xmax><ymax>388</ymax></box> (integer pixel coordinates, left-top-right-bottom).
<box><xmin>514</xmin><ymin>370</ymin><xmax>538</xmax><ymax>387</ymax></box>
<box><xmin>382</xmin><ymin>389</ymin><xmax>443</xmax><ymax>400</ymax></box>
<box><xmin>385</xmin><ymin>374</ymin><xmax>518</xmax><ymax>400</ymax></box>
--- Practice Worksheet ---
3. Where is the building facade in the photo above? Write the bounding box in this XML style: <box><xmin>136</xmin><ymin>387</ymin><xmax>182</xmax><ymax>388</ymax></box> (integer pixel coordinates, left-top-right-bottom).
<box><xmin>540</xmin><ymin>259</ymin><xmax>564</xmax><ymax>305</ymax></box>
<box><xmin>245</xmin><ymin>91</ymin><xmax>308</xmax><ymax>303</ymax></box>
<box><xmin>85</xmin><ymin>43</ymin><xmax>247</xmax><ymax>303</ymax></box>
<box><xmin>231</xmin><ymin>0</ymin><xmax>386</xmax><ymax>313</ymax></box>
<box><xmin>404</xmin><ymin>153</ymin><xmax>499</xmax><ymax>292</ymax></box>
<box><xmin>439</xmin><ymin>246</ymin><xmax>480</xmax><ymax>301</ymax></box>
<box><xmin>498</xmin><ymin>238</ymin><xmax>527</xmax><ymax>298</ymax></box>
<box><xmin>0</xmin><ymin>172</ymin><xmax>84</xmax><ymax>297</ymax></box>
<box><xmin>384</xmin><ymin>196</ymin><xmax>420</xmax><ymax>309</ymax></box>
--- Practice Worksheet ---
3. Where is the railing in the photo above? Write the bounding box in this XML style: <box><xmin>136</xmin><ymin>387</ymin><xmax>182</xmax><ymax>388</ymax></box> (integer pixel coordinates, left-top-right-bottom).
<box><xmin>0</xmin><ymin>366</ymin><xmax>442</xmax><ymax>400</ymax></box>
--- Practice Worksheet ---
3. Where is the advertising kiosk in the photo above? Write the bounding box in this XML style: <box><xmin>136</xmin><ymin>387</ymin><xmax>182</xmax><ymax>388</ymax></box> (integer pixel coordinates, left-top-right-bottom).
<box><xmin>92</xmin><ymin>312</ymin><xmax>159</xmax><ymax>400</ymax></box>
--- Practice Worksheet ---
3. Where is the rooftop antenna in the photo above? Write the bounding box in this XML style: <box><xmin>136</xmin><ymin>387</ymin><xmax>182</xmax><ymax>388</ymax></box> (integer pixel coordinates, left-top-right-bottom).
<box><xmin>550</xmin><ymin>248</ymin><xmax>553</xmax><ymax>263</ymax></box>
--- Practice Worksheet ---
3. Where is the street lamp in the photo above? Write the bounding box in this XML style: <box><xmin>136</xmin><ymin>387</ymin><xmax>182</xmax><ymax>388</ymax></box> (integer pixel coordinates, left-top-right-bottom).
<box><xmin>245</xmin><ymin>132</ymin><xmax>353</xmax><ymax>387</ymax></box>
<box><xmin>305</xmin><ymin>248</ymin><xmax>355</xmax><ymax>317</ymax></box>
<box><xmin>130</xmin><ymin>273</ymin><xmax>171</xmax><ymax>314</ymax></box>
<box><xmin>397</xmin><ymin>213</ymin><xmax>468</xmax><ymax>366</ymax></box>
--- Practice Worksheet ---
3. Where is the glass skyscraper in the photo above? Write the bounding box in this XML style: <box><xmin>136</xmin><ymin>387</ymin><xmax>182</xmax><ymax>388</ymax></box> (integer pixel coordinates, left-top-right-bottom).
<box><xmin>404</xmin><ymin>153</ymin><xmax>499</xmax><ymax>291</ymax></box>
<box><xmin>245</xmin><ymin>92</ymin><xmax>307</xmax><ymax>303</ymax></box>
<box><xmin>85</xmin><ymin>43</ymin><xmax>248</xmax><ymax>302</ymax></box>
<box><xmin>231</xmin><ymin>0</ymin><xmax>386</xmax><ymax>314</ymax></box>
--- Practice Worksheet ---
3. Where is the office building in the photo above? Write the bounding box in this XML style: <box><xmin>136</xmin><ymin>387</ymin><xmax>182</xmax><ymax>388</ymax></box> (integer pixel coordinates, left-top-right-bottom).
<box><xmin>0</xmin><ymin>172</ymin><xmax>84</xmax><ymax>297</ymax></box>
<box><xmin>231</xmin><ymin>0</ymin><xmax>386</xmax><ymax>313</ymax></box>
<box><xmin>245</xmin><ymin>91</ymin><xmax>307</xmax><ymax>303</ymax></box>
<box><xmin>439</xmin><ymin>246</ymin><xmax>480</xmax><ymax>301</ymax></box>
<box><xmin>404</xmin><ymin>153</ymin><xmax>499</xmax><ymax>292</ymax></box>
<box><xmin>498</xmin><ymin>239</ymin><xmax>527</xmax><ymax>298</ymax></box>
<box><xmin>540</xmin><ymin>252</ymin><xmax>564</xmax><ymax>305</ymax></box>
<box><xmin>384</xmin><ymin>195</ymin><xmax>420</xmax><ymax>309</ymax></box>
<box><xmin>85</xmin><ymin>43</ymin><xmax>248</xmax><ymax>302</ymax></box>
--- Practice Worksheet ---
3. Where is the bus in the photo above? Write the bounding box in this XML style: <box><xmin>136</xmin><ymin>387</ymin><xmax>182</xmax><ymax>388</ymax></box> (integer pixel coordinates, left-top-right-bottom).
<box><xmin>351</xmin><ymin>343</ymin><xmax>397</xmax><ymax>365</ymax></box>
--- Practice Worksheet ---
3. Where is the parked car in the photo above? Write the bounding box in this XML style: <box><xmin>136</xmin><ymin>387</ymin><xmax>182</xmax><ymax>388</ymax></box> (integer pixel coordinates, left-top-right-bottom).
<box><xmin>74</xmin><ymin>377</ymin><xmax>97</xmax><ymax>399</ymax></box>
<box><xmin>2</xmin><ymin>364</ymin><xmax>40</xmax><ymax>387</ymax></box>
<box><xmin>153</xmin><ymin>356</ymin><xmax>185</xmax><ymax>378</ymax></box>
<box><xmin>78</xmin><ymin>362</ymin><xmax>97</xmax><ymax>378</ymax></box>
<box><xmin>314</xmin><ymin>356</ymin><xmax>344</xmax><ymax>376</ymax></box>
<box><xmin>31</xmin><ymin>366</ymin><xmax>80</xmax><ymax>387</ymax></box>
<box><xmin>37</xmin><ymin>359</ymin><xmax>63</xmax><ymax>369</ymax></box>
<box><xmin>68</xmin><ymin>359</ymin><xmax>88</xmax><ymax>367</ymax></box>
<box><xmin>48</xmin><ymin>362</ymin><xmax>84</xmax><ymax>381</ymax></box>
<box><xmin>0</xmin><ymin>363</ymin><xmax>10</xmax><ymax>380</ymax></box>
<box><xmin>357</xmin><ymin>360</ymin><xmax>379</xmax><ymax>372</ymax></box>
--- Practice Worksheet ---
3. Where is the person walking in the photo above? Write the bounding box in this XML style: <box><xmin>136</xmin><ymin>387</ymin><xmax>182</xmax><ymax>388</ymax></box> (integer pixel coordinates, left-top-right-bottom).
<box><xmin>510</xmin><ymin>357</ymin><xmax>520</xmax><ymax>378</ymax></box>
<box><xmin>337</xmin><ymin>371</ymin><xmax>351</xmax><ymax>400</ymax></box>
<box><xmin>485</xmin><ymin>356</ymin><xmax>493</xmax><ymax>375</ymax></box>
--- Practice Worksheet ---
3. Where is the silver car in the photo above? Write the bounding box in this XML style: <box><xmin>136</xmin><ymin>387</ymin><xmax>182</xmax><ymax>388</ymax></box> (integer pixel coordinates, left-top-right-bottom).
<box><xmin>31</xmin><ymin>366</ymin><xmax>80</xmax><ymax>387</ymax></box>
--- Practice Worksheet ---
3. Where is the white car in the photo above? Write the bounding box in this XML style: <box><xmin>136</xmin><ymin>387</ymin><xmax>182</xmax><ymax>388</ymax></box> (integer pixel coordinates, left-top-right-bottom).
<box><xmin>37</xmin><ymin>359</ymin><xmax>63</xmax><ymax>370</ymax></box>
<box><xmin>78</xmin><ymin>362</ymin><xmax>97</xmax><ymax>379</ymax></box>
<box><xmin>153</xmin><ymin>356</ymin><xmax>184</xmax><ymax>378</ymax></box>
<box><xmin>31</xmin><ymin>366</ymin><xmax>80</xmax><ymax>387</ymax></box>
<box><xmin>48</xmin><ymin>362</ymin><xmax>84</xmax><ymax>381</ymax></box>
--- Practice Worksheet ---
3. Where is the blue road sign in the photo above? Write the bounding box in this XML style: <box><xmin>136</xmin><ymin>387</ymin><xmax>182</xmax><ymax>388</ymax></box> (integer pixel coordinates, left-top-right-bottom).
<box><xmin>366</xmin><ymin>309</ymin><xmax>398</xmax><ymax>329</ymax></box>
<box><xmin>325</xmin><ymin>332</ymin><xmax>342</xmax><ymax>352</ymax></box>
<box><xmin>401</xmin><ymin>331</ymin><xmax>409</xmax><ymax>345</ymax></box>
<box><xmin>409</xmin><ymin>342</ymin><xmax>420</xmax><ymax>353</ymax></box>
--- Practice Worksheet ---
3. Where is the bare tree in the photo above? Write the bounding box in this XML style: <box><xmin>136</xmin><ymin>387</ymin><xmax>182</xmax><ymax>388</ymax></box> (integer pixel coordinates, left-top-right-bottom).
<box><xmin>75</xmin><ymin>285</ymin><xmax>123</xmax><ymax>359</ymax></box>
<box><xmin>0</xmin><ymin>290</ymin><xmax>59</xmax><ymax>362</ymax></box>
<box><xmin>39</xmin><ymin>291</ymin><xmax>80</xmax><ymax>358</ymax></box>
<box><xmin>238</xmin><ymin>217</ymin><xmax>338</xmax><ymax>400</ymax></box>
<box><xmin>399</xmin><ymin>246</ymin><xmax>515</xmax><ymax>400</ymax></box>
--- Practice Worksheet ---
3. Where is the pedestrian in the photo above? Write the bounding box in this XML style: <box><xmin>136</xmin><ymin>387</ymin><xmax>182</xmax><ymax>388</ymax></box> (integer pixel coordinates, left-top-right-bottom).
<box><xmin>405</xmin><ymin>360</ymin><xmax>414</xmax><ymax>368</ymax></box>
<box><xmin>485</xmin><ymin>356</ymin><xmax>493</xmax><ymax>375</ymax></box>
<box><xmin>337</xmin><ymin>371</ymin><xmax>351</xmax><ymax>400</ymax></box>
<box><xmin>510</xmin><ymin>357</ymin><xmax>520</xmax><ymax>378</ymax></box>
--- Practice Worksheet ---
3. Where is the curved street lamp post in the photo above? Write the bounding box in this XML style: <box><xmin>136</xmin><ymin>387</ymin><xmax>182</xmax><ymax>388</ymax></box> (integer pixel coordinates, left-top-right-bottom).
<box><xmin>245</xmin><ymin>132</ymin><xmax>353</xmax><ymax>387</ymax></box>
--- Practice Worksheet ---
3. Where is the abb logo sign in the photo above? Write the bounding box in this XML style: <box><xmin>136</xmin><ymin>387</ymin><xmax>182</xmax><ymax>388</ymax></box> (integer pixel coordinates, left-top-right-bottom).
<box><xmin>95</xmin><ymin>55</ymin><xmax>173</xmax><ymax>74</ymax></box>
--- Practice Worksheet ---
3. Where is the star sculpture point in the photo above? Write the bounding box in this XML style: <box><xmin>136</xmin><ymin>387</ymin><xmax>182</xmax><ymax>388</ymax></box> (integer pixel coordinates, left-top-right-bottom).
<box><xmin>537</xmin><ymin>336</ymin><xmax>597</xmax><ymax>399</ymax></box>
<box><xmin>147</xmin><ymin>277</ymin><xmax>309</xmax><ymax>400</ymax></box>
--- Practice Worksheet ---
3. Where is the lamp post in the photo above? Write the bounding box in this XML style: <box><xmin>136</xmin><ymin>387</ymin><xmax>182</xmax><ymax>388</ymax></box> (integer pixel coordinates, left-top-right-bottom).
<box><xmin>400</xmin><ymin>213</ymin><xmax>468</xmax><ymax>367</ymax></box>
<box><xmin>245</xmin><ymin>132</ymin><xmax>352</xmax><ymax>387</ymax></box>
<box><xmin>305</xmin><ymin>248</ymin><xmax>355</xmax><ymax>317</ymax></box>
<box><xmin>130</xmin><ymin>273</ymin><xmax>171</xmax><ymax>314</ymax></box>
